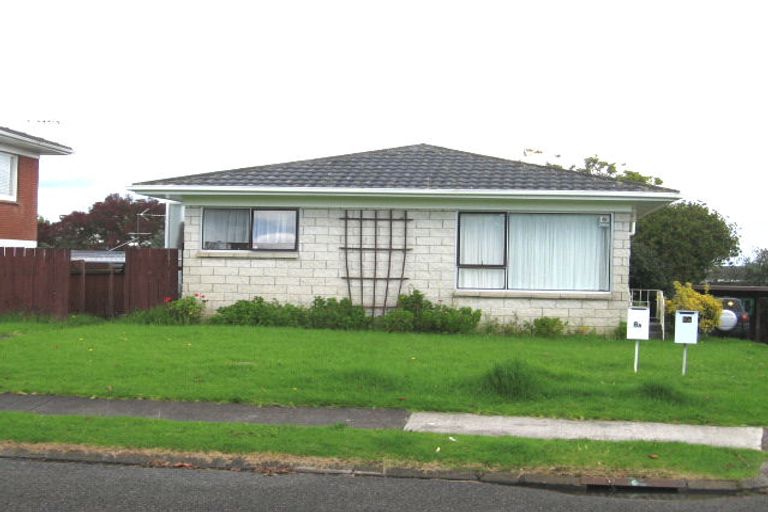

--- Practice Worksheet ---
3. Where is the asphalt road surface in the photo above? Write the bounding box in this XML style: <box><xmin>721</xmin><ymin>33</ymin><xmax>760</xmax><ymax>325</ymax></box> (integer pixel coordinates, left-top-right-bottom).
<box><xmin>1</xmin><ymin>459</ymin><xmax>766</xmax><ymax>512</ymax></box>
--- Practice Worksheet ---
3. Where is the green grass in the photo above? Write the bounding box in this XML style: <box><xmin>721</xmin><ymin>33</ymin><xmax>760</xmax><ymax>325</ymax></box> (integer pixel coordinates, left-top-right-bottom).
<box><xmin>0</xmin><ymin>412</ymin><xmax>763</xmax><ymax>480</ymax></box>
<box><xmin>1</xmin><ymin>319</ymin><xmax>767</xmax><ymax>425</ymax></box>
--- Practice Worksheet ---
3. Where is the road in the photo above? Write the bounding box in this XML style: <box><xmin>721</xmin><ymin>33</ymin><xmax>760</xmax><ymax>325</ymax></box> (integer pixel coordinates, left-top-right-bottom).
<box><xmin>1</xmin><ymin>459</ymin><xmax>766</xmax><ymax>511</ymax></box>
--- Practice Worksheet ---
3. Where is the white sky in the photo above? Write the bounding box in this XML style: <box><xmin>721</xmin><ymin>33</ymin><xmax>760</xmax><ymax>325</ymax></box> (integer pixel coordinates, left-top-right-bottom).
<box><xmin>3</xmin><ymin>0</ymin><xmax>766</xmax><ymax>255</ymax></box>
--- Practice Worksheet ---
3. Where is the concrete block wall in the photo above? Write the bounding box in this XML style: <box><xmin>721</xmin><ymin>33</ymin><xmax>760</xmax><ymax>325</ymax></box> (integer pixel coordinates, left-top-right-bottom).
<box><xmin>182</xmin><ymin>207</ymin><xmax>631</xmax><ymax>333</ymax></box>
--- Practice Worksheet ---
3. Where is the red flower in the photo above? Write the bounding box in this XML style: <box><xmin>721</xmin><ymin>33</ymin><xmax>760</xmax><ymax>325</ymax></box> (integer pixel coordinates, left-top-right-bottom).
<box><xmin>163</xmin><ymin>296</ymin><xmax>173</xmax><ymax>303</ymax></box>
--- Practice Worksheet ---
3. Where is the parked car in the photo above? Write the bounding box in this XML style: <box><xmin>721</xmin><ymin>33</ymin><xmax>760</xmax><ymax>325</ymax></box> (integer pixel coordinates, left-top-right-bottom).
<box><xmin>715</xmin><ymin>297</ymin><xmax>750</xmax><ymax>338</ymax></box>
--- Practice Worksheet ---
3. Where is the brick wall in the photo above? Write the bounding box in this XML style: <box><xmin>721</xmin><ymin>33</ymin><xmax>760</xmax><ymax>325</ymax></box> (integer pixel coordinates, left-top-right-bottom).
<box><xmin>182</xmin><ymin>207</ymin><xmax>632</xmax><ymax>333</ymax></box>
<box><xmin>0</xmin><ymin>156</ymin><xmax>39</xmax><ymax>243</ymax></box>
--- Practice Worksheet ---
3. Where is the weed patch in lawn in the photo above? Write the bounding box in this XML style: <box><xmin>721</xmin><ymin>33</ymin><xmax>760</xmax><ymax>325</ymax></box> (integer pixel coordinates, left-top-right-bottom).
<box><xmin>635</xmin><ymin>380</ymin><xmax>690</xmax><ymax>404</ymax></box>
<box><xmin>482</xmin><ymin>359</ymin><xmax>544</xmax><ymax>400</ymax></box>
<box><xmin>339</xmin><ymin>369</ymin><xmax>400</xmax><ymax>392</ymax></box>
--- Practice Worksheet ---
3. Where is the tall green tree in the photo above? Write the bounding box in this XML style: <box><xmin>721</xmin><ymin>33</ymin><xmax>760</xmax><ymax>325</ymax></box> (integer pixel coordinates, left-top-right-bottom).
<box><xmin>38</xmin><ymin>194</ymin><xmax>165</xmax><ymax>250</ymax></box>
<box><xmin>630</xmin><ymin>201</ymin><xmax>740</xmax><ymax>291</ymax></box>
<box><xmin>742</xmin><ymin>248</ymin><xmax>768</xmax><ymax>284</ymax></box>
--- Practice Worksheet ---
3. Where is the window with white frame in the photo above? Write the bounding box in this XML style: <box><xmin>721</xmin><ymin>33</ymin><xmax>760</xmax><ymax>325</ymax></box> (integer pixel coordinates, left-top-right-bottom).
<box><xmin>0</xmin><ymin>152</ymin><xmax>18</xmax><ymax>201</ymax></box>
<box><xmin>457</xmin><ymin>212</ymin><xmax>611</xmax><ymax>291</ymax></box>
<box><xmin>202</xmin><ymin>208</ymin><xmax>298</xmax><ymax>251</ymax></box>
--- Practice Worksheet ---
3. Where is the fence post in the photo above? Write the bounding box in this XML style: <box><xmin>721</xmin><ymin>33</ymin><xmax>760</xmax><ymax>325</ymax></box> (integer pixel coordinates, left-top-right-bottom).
<box><xmin>107</xmin><ymin>266</ymin><xmax>115</xmax><ymax>318</ymax></box>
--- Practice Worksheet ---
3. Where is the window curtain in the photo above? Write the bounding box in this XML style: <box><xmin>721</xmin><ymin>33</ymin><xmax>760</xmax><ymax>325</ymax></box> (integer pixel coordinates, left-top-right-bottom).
<box><xmin>0</xmin><ymin>153</ymin><xmax>13</xmax><ymax>196</ymax></box>
<box><xmin>458</xmin><ymin>213</ymin><xmax>505</xmax><ymax>289</ymax></box>
<box><xmin>252</xmin><ymin>210</ymin><xmax>297</xmax><ymax>249</ymax></box>
<box><xmin>202</xmin><ymin>209</ymin><xmax>250</xmax><ymax>249</ymax></box>
<box><xmin>507</xmin><ymin>214</ymin><xmax>610</xmax><ymax>291</ymax></box>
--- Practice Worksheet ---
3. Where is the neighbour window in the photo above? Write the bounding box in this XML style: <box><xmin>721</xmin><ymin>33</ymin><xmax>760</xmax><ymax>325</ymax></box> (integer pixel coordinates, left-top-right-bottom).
<box><xmin>457</xmin><ymin>212</ymin><xmax>611</xmax><ymax>291</ymax></box>
<box><xmin>0</xmin><ymin>152</ymin><xmax>17</xmax><ymax>201</ymax></box>
<box><xmin>203</xmin><ymin>208</ymin><xmax>298</xmax><ymax>251</ymax></box>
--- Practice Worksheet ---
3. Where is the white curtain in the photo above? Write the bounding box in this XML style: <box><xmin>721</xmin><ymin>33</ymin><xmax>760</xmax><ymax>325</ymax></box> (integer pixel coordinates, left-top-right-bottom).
<box><xmin>458</xmin><ymin>213</ymin><xmax>505</xmax><ymax>288</ymax></box>
<box><xmin>507</xmin><ymin>214</ymin><xmax>610</xmax><ymax>291</ymax></box>
<box><xmin>458</xmin><ymin>268</ymin><xmax>506</xmax><ymax>289</ymax></box>
<box><xmin>252</xmin><ymin>210</ymin><xmax>296</xmax><ymax>249</ymax></box>
<box><xmin>203</xmin><ymin>209</ymin><xmax>250</xmax><ymax>249</ymax></box>
<box><xmin>0</xmin><ymin>153</ymin><xmax>13</xmax><ymax>196</ymax></box>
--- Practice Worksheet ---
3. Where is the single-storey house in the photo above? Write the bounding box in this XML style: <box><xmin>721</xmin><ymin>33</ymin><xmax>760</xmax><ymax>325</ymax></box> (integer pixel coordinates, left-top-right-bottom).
<box><xmin>130</xmin><ymin>144</ymin><xmax>680</xmax><ymax>332</ymax></box>
<box><xmin>0</xmin><ymin>126</ymin><xmax>72</xmax><ymax>248</ymax></box>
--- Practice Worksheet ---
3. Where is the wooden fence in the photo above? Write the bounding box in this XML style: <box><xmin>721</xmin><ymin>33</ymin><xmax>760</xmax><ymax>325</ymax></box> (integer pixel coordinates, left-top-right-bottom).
<box><xmin>0</xmin><ymin>247</ymin><xmax>179</xmax><ymax>318</ymax></box>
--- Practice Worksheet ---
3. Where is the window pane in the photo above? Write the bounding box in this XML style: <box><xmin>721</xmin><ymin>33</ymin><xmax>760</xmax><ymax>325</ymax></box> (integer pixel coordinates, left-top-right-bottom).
<box><xmin>0</xmin><ymin>153</ymin><xmax>13</xmax><ymax>196</ymax></box>
<box><xmin>508</xmin><ymin>214</ymin><xmax>610</xmax><ymax>291</ymax></box>
<box><xmin>203</xmin><ymin>209</ymin><xmax>250</xmax><ymax>250</ymax></box>
<box><xmin>458</xmin><ymin>268</ymin><xmax>506</xmax><ymax>289</ymax></box>
<box><xmin>252</xmin><ymin>210</ymin><xmax>297</xmax><ymax>250</ymax></box>
<box><xmin>459</xmin><ymin>213</ymin><xmax>505</xmax><ymax>265</ymax></box>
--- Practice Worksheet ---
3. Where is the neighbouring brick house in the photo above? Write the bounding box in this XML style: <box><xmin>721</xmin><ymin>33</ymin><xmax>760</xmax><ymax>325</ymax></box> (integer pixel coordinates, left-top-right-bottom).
<box><xmin>0</xmin><ymin>126</ymin><xmax>72</xmax><ymax>248</ymax></box>
<box><xmin>130</xmin><ymin>144</ymin><xmax>679</xmax><ymax>332</ymax></box>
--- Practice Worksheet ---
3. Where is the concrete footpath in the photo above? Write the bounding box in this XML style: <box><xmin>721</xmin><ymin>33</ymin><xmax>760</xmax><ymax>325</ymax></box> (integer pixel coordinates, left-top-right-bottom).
<box><xmin>1</xmin><ymin>393</ymin><xmax>766</xmax><ymax>495</ymax></box>
<box><xmin>0</xmin><ymin>393</ymin><xmax>764</xmax><ymax>452</ymax></box>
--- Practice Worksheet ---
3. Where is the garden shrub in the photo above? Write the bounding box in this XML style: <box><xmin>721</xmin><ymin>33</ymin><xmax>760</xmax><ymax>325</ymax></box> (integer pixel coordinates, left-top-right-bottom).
<box><xmin>611</xmin><ymin>321</ymin><xmax>628</xmax><ymax>340</ymax></box>
<box><xmin>417</xmin><ymin>304</ymin><xmax>482</xmax><ymax>334</ymax></box>
<box><xmin>530</xmin><ymin>316</ymin><xmax>566</xmax><ymax>337</ymax></box>
<box><xmin>374</xmin><ymin>309</ymin><xmax>415</xmax><ymax>332</ymax></box>
<box><xmin>124</xmin><ymin>296</ymin><xmax>204</xmax><ymax>325</ymax></box>
<box><xmin>665</xmin><ymin>281</ymin><xmax>722</xmax><ymax>334</ymax></box>
<box><xmin>304</xmin><ymin>297</ymin><xmax>370</xmax><ymax>330</ymax></box>
<box><xmin>395</xmin><ymin>290</ymin><xmax>482</xmax><ymax>334</ymax></box>
<box><xmin>483</xmin><ymin>359</ymin><xmax>542</xmax><ymax>400</ymax></box>
<box><xmin>208</xmin><ymin>290</ymin><xmax>480</xmax><ymax>334</ymax></box>
<box><xmin>212</xmin><ymin>297</ymin><xmax>304</xmax><ymax>327</ymax></box>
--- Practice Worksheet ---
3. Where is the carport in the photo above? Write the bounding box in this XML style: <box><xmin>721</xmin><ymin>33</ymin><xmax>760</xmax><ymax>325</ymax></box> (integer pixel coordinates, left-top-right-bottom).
<box><xmin>695</xmin><ymin>285</ymin><xmax>768</xmax><ymax>342</ymax></box>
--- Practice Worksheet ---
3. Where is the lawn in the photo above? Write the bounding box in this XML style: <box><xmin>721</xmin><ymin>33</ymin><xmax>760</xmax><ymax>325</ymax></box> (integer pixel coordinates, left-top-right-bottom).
<box><xmin>1</xmin><ymin>319</ymin><xmax>766</xmax><ymax>426</ymax></box>
<box><xmin>0</xmin><ymin>412</ymin><xmax>764</xmax><ymax>480</ymax></box>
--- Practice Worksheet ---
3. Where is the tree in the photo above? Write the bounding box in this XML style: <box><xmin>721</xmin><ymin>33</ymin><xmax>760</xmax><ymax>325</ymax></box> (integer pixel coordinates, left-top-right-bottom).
<box><xmin>742</xmin><ymin>248</ymin><xmax>768</xmax><ymax>284</ymax></box>
<box><xmin>571</xmin><ymin>155</ymin><xmax>664</xmax><ymax>186</ymax></box>
<box><xmin>630</xmin><ymin>201</ymin><xmax>740</xmax><ymax>291</ymax></box>
<box><xmin>38</xmin><ymin>194</ymin><xmax>165</xmax><ymax>250</ymax></box>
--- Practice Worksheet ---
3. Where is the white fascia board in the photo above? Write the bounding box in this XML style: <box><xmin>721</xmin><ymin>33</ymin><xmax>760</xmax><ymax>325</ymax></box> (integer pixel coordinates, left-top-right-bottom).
<box><xmin>128</xmin><ymin>184</ymin><xmax>681</xmax><ymax>203</ymax></box>
<box><xmin>0</xmin><ymin>132</ymin><xmax>73</xmax><ymax>156</ymax></box>
<box><xmin>0</xmin><ymin>238</ymin><xmax>36</xmax><ymax>248</ymax></box>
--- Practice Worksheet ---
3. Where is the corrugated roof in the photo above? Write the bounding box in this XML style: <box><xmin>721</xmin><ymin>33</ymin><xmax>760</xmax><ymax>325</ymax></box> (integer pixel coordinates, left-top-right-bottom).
<box><xmin>136</xmin><ymin>144</ymin><xmax>677</xmax><ymax>193</ymax></box>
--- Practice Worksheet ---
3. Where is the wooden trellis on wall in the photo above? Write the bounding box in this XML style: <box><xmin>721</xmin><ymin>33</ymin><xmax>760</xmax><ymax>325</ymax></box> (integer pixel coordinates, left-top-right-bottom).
<box><xmin>341</xmin><ymin>209</ymin><xmax>411</xmax><ymax>315</ymax></box>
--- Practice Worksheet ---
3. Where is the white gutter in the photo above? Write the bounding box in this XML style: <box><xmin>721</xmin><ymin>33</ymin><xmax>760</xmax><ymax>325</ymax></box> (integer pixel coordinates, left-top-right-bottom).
<box><xmin>0</xmin><ymin>129</ymin><xmax>73</xmax><ymax>156</ymax></box>
<box><xmin>128</xmin><ymin>184</ymin><xmax>681</xmax><ymax>202</ymax></box>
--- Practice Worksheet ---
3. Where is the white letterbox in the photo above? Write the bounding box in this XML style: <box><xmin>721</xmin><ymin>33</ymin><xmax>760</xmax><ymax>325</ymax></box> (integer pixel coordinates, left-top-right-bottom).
<box><xmin>626</xmin><ymin>307</ymin><xmax>650</xmax><ymax>340</ymax></box>
<box><xmin>674</xmin><ymin>310</ymin><xmax>699</xmax><ymax>344</ymax></box>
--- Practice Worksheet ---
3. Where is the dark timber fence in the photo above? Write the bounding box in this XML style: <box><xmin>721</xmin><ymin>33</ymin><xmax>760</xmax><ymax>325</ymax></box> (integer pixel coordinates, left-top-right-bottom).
<box><xmin>0</xmin><ymin>247</ymin><xmax>179</xmax><ymax>318</ymax></box>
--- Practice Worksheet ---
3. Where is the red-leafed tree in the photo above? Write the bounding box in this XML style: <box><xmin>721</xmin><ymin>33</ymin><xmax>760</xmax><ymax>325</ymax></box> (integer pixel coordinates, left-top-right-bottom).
<box><xmin>38</xmin><ymin>194</ymin><xmax>165</xmax><ymax>249</ymax></box>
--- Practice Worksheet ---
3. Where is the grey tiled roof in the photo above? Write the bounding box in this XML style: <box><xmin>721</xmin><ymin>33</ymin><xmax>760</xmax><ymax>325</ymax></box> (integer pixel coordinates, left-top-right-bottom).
<box><xmin>137</xmin><ymin>144</ymin><xmax>677</xmax><ymax>193</ymax></box>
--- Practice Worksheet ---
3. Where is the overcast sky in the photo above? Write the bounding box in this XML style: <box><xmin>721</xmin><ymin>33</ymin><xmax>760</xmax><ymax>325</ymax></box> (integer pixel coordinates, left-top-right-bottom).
<box><xmin>3</xmin><ymin>1</ymin><xmax>765</xmax><ymax>255</ymax></box>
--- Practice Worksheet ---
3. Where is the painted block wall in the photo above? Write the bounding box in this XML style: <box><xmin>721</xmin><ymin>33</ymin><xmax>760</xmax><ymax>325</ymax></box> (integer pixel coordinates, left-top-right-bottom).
<box><xmin>182</xmin><ymin>207</ymin><xmax>632</xmax><ymax>333</ymax></box>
